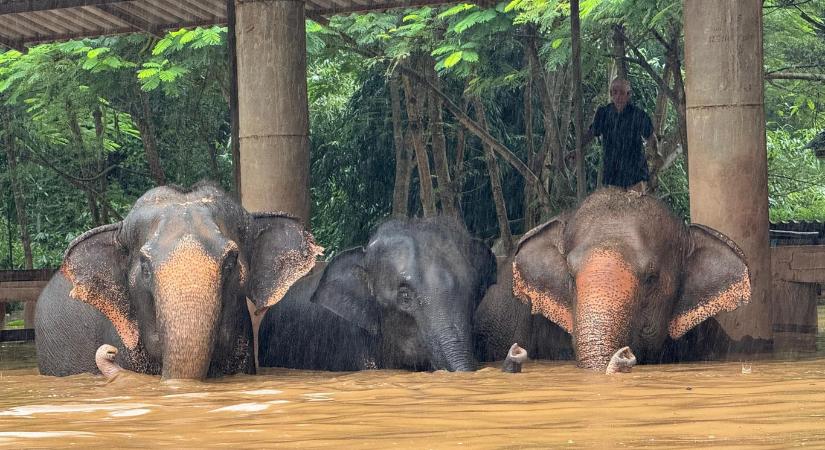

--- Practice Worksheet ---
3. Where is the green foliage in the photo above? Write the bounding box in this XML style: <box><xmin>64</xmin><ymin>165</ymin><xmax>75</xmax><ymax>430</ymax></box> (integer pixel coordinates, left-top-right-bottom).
<box><xmin>767</xmin><ymin>128</ymin><xmax>825</xmax><ymax>222</ymax></box>
<box><xmin>309</xmin><ymin>69</ymin><xmax>395</xmax><ymax>253</ymax></box>
<box><xmin>0</xmin><ymin>0</ymin><xmax>823</xmax><ymax>267</ymax></box>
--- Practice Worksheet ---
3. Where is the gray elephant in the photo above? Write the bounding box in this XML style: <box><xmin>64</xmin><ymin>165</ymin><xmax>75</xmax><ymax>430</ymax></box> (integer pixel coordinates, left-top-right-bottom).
<box><xmin>258</xmin><ymin>218</ymin><xmax>497</xmax><ymax>372</ymax></box>
<box><xmin>35</xmin><ymin>182</ymin><xmax>322</xmax><ymax>380</ymax></box>
<box><xmin>478</xmin><ymin>188</ymin><xmax>751</xmax><ymax>372</ymax></box>
<box><xmin>474</xmin><ymin>257</ymin><xmax>573</xmax><ymax>363</ymax></box>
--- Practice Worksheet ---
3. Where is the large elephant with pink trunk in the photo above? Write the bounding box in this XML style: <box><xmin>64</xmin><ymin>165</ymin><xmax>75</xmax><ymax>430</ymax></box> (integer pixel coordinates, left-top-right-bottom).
<box><xmin>496</xmin><ymin>188</ymin><xmax>751</xmax><ymax>372</ymax></box>
<box><xmin>35</xmin><ymin>182</ymin><xmax>321</xmax><ymax>380</ymax></box>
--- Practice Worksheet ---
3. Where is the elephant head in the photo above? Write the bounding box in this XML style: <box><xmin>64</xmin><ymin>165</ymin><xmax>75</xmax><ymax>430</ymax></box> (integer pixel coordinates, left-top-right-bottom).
<box><xmin>60</xmin><ymin>182</ymin><xmax>321</xmax><ymax>379</ymax></box>
<box><xmin>311</xmin><ymin>218</ymin><xmax>496</xmax><ymax>371</ymax></box>
<box><xmin>513</xmin><ymin>188</ymin><xmax>751</xmax><ymax>371</ymax></box>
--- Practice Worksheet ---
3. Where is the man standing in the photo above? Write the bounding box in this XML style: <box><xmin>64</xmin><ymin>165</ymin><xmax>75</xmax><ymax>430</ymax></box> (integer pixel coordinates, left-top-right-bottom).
<box><xmin>584</xmin><ymin>78</ymin><xmax>658</xmax><ymax>191</ymax></box>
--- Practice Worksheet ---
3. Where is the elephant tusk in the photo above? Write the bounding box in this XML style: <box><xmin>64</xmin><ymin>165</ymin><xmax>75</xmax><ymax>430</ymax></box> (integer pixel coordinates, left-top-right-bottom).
<box><xmin>502</xmin><ymin>343</ymin><xmax>529</xmax><ymax>373</ymax></box>
<box><xmin>605</xmin><ymin>346</ymin><xmax>637</xmax><ymax>374</ymax></box>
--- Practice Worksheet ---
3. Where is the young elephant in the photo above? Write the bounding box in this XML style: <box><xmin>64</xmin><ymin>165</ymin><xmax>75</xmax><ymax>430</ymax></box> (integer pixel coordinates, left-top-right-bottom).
<box><xmin>35</xmin><ymin>182</ymin><xmax>321</xmax><ymax>380</ymax></box>
<box><xmin>259</xmin><ymin>217</ymin><xmax>497</xmax><ymax>371</ymax></box>
<box><xmin>484</xmin><ymin>188</ymin><xmax>751</xmax><ymax>372</ymax></box>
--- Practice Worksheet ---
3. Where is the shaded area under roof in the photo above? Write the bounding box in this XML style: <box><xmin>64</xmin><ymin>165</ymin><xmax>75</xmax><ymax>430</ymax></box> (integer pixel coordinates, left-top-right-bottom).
<box><xmin>0</xmin><ymin>0</ymin><xmax>491</xmax><ymax>50</ymax></box>
<box><xmin>770</xmin><ymin>221</ymin><xmax>825</xmax><ymax>246</ymax></box>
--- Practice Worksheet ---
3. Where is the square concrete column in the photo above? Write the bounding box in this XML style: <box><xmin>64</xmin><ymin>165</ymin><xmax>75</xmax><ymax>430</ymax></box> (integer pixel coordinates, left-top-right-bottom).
<box><xmin>684</xmin><ymin>0</ymin><xmax>772</xmax><ymax>345</ymax></box>
<box><xmin>235</xmin><ymin>0</ymin><xmax>311</xmax><ymax>222</ymax></box>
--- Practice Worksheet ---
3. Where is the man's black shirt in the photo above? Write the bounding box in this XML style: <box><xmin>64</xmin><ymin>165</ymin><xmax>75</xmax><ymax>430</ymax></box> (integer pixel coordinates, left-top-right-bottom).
<box><xmin>591</xmin><ymin>102</ymin><xmax>654</xmax><ymax>188</ymax></box>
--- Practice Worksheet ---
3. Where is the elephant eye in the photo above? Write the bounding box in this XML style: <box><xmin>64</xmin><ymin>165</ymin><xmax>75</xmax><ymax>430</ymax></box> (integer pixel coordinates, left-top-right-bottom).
<box><xmin>397</xmin><ymin>284</ymin><xmax>414</xmax><ymax>309</ymax></box>
<box><xmin>222</xmin><ymin>252</ymin><xmax>238</xmax><ymax>274</ymax></box>
<box><xmin>140</xmin><ymin>255</ymin><xmax>152</xmax><ymax>280</ymax></box>
<box><xmin>644</xmin><ymin>271</ymin><xmax>659</xmax><ymax>286</ymax></box>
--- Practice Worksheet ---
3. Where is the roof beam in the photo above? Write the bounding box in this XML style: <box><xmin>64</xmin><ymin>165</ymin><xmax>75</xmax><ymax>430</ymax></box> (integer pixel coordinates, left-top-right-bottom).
<box><xmin>309</xmin><ymin>0</ymin><xmax>476</xmax><ymax>15</ymax></box>
<box><xmin>92</xmin><ymin>3</ymin><xmax>162</xmax><ymax>36</ymax></box>
<box><xmin>0</xmin><ymin>0</ymin><xmax>129</xmax><ymax>15</ymax></box>
<box><xmin>27</xmin><ymin>10</ymin><xmax>75</xmax><ymax>34</ymax></box>
<box><xmin>141</xmin><ymin>0</ymin><xmax>196</xmax><ymax>21</ymax></box>
<box><xmin>184</xmin><ymin>0</ymin><xmax>224</xmax><ymax>18</ymax></box>
<box><xmin>177</xmin><ymin>0</ymin><xmax>222</xmax><ymax>20</ymax></box>
<box><xmin>16</xmin><ymin>17</ymin><xmax>223</xmax><ymax>44</ymax></box>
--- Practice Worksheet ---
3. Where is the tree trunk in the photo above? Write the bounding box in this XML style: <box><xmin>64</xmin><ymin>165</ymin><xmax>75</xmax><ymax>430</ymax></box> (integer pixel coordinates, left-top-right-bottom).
<box><xmin>652</xmin><ymin>66</ymin><xmax>672</xmax><ymax>136</ymax></box>
<box><xmin>646</xmin><ymin>61</ymin><xmax>672</xmax><ymax>191</ymax></box>
<box><xmin>474</xmin><ymin>98</ymin><xmax>512</xmax><ymax>255</ymax></box>
<box><xmin>670</xmin><ymin>50</ymin><xmax>689</xmax><ymax>176</ymax></box>
<box><xmin>402</xmin><ymin>74</ymin><xmax>436</xmax><ymax>217</ymax></box>
<box><xmin>620</xmin><ymin>24</ymin><xmax>689</xmax><ymax>181</ymax></box>
<box><xmin>390</xmin><ymin>75</ymin><xmax>412</xmax><ymax>218</ymax></box>
<box><xmin>396</xmin><ymin>62</ymin><xmax>546</xmax><ymax>199</ymax></box>
<box><xmin>612</xmin><ymin>25</ymin><xmax>628</xmax><ymax>81</ymax></box>
<box><xmin>426</xmin><ymin>60</ymin><xmax>457</xmax><ymax>217</ymax></box>
<box><xmin>66</xmin><ymin>101</ymin><xmax>103</xmax><ymax>226</ymax></box>
<box><xmin>571</xmin><ymin>0</ymin><xmax>586</xmax><ymax>201</ymax></box>
<box><xmin>526</xmin><ymin>29</ymin><xmax>573</xmax><ymax>208</ymax></box>
<box><xmin>523</xmin><ymin>58</ymin><xmax>539</xmax><ymax>231</ymax></box>
<box><xmin>451</xmin><ymin>97</ymin><xmax>469</xmax><ymax>206</ymax></box>
<box><xmin>227</xmin><ymin>0</ymin><xmax>242</xmax><ymax>197</ymax></box>
<box><xmin>313</xmin><ymin>19</ymin><xmax>546</xmax><ymax>200</ymax></box>
<box><xmin>135</xmin><ymin>89</ymin><xmax>167</xmax><ymax>185</ymax></box>
<box><xmin>93</xmin><ymin>105</ymin><xmax>110</xmax><ymax>223</ymax></box>
<box><xmin>4</xmin><ymin>121</ymin><xmax>35</xmax><ymax>327</ymax></box>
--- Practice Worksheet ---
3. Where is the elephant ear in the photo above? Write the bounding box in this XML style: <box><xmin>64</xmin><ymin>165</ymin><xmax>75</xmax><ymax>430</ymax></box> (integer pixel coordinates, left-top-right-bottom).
<box><xmin>247</xmin><ymin>213</ymin><xmax>323</xmax><ymax>312</ymax></box>
<box><xmin>61</xmin><ymin>223</ymin><xmax>139</xmax><ymax>350</ymax></box>
<box><xmin>512</xmin><ymin>215</ymin><xmax>574</xmax><ymax>334</ymax></box>
<box><xmin>669</xmin><ymin>224</ymin><xmax>752</xmax><ymax>339</ymax></box>
<box><xmin>310</xmin><ymin>247</ymin><xmax>381</xmax><ymax>335</ymax></box>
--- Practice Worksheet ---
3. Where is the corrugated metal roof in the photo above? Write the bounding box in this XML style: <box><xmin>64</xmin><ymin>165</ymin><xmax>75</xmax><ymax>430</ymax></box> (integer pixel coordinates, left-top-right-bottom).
<box><xmin>0</xmin><ymin>0</ymin><xmax>482</xmax><ymax>50</ymax></box>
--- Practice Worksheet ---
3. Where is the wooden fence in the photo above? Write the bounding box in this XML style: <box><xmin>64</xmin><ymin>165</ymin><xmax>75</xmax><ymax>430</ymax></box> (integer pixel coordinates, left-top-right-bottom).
<box><xmin>0</xmin><ymin>269</ymin><xmax>54</xmax><ymax>342</ymax></box>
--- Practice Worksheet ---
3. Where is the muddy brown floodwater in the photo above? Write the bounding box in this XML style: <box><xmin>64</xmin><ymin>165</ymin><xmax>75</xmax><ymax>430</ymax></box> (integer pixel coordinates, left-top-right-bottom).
<box><xmin>3</xmin><ymin>342</ymin><xmax>825</xmax><ymax>448</ymax></box>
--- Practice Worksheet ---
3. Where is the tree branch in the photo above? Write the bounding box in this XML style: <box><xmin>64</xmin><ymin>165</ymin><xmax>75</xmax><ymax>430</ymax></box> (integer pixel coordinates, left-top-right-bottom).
<box><xmin>22</xmin><ymin>143</ymin><xmax>124</xmax><ymax>221</ymax></box>
<box><xmin>315</xmin><ymin>19</ymin><xmax>549</xmax><ymax>199</ymax></box>
<box><xmin>765</xmin><ymin>71</ymin><xmax>825</xmax><ymax>82</ymax></box>
<box><xmin>793</xmin><ymin>4</ymin><xmax>825</xmax><ymax>34</ymax></box>
<box><xmin>617</xmin><ymin>28</ymin><xmax>677</xmax><ymax>101</ymax></box>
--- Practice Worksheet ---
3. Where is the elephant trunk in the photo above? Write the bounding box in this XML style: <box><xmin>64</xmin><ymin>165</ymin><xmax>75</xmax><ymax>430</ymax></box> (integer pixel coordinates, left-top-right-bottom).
<box><xmin>574</xmin><ymin>249</ymin><xmax>638</xmax><ymax>371</ymax></box>
<box><xmin>428</xmin><ymin>322</ymin><xmax>476</xmax><ymax>372</ymax></box>
<box><xmin>95</xmin><ymin>344</ymin><xmax>123</xmax><ymax>380</ymax></box>
<box><xmin>154</xmin><ymin>237</ymin><xmax>225</xmax><ymax>380</ymax></box>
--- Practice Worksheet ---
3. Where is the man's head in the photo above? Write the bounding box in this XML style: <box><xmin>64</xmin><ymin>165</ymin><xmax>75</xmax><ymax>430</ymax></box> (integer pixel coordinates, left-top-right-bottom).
<box><xmin>610</xmin><ymin>78</ymin><xmax>631</xmax><ymax>112</ymax></box>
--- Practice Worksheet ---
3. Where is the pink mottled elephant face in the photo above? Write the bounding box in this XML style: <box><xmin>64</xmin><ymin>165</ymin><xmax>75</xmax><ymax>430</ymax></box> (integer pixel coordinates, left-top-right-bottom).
<box><xmin>513</xmin><ymin>188</ymin><xmax>751</xmax><ymax>371</ymax></box>
<box><xmin>60</xmin><ymin>183</ymin><xmax>321</xmax><ymax>379</ymax></box>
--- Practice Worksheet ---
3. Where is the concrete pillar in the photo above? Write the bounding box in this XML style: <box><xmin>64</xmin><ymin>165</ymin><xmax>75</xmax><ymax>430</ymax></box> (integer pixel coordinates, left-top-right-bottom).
<box><xmin>684</xmin><ymin>1</ymin><xmax>772</xmax><ymax>344</ymax></box>
<box><xmin>235</xmin><ymin>0</ymin><xmax>310</xmax><ymax>222</ymax></box>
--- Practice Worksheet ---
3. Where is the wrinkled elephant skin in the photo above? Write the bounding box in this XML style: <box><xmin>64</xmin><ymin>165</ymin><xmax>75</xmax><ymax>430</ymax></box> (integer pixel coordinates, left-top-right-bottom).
<box><xmin>36</xmin><ymin>182</ymin><xmax>320</xmax><ymax>380</ymax></box>
<box><xmin>512</xmin><ymin>188</ymin><xmax>751</xmax><ymax>372</ymax></box>
<box><xmin>259</xmin><ymin>218</ymin><xmax>497</xmax><ymax>372</ymax></box>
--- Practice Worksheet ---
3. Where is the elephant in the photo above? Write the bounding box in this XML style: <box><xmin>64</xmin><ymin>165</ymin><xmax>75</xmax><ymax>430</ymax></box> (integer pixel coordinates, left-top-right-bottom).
<box><xmin>95</xmin><ymin>344</ymin><xmax>132</xmax><ymax>381</ymax></box>
<box><xmin>35</xmin><ymin>182</ymin><xmax>322</xmax><ymax>380</ymax></box>
<box><xmin>257</xmin><ymin>265</ymin><xmax>380</xmax><ymax>371</ymax></box>
<box><xmin>258</xmin><ymin>217</ymin><xmax>497</xmax><ymax>372</ymax></box>
<box><xmin>478</xmin><ymin>187</ymin><xmax>752</xmax><ymax>372</ymax></box>
<box><xmin>474</xmin><ymin>256</ymin><xmax>574</xmax><ymax>363</ymax></box>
